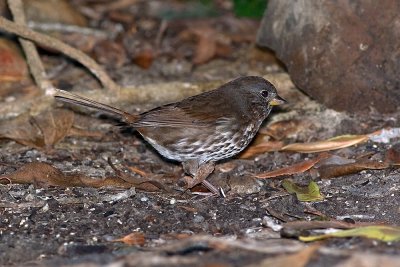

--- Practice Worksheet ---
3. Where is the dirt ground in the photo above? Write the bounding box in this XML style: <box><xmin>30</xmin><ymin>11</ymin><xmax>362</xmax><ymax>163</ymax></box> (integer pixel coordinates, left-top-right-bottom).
<box><xmin>2</xmin><ymin>122</ymin><xmax>400</xmax><ymax>266</ymax></box>
<box><xmin>1</xmin><ymin>1</ymin><xmax>400</xmax><ymax>266</ymax></box>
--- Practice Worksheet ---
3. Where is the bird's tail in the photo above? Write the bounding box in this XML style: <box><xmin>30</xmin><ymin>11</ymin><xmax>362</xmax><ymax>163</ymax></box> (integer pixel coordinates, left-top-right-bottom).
<box><xmin>54</xmin><ymin>89</ymin><xmax>139</xmax><ymax>123</ymax></box>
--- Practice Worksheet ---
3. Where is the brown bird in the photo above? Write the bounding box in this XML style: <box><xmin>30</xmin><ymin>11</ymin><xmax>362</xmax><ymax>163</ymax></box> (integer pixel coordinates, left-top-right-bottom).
<box><xmin>55</xmin><ymin>76</ymin><xmax>286</xmax><ymax>194</ymax></box>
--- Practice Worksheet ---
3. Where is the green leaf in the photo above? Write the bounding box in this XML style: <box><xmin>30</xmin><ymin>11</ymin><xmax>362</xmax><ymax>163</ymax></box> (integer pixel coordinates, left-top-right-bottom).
<box><xmin>300</xmin><ymin>226</ymin><xmax>400</xmax><ymax>243</ymax></box>
<box><xmin>282</xmin><ymin>180</ymin><xmax>324</xmax><ymax>202</ymax></box>
<box><xmin>233</xmin><ymin>0</ymin><xmax>268</xmax><ymax>18</ymax></box>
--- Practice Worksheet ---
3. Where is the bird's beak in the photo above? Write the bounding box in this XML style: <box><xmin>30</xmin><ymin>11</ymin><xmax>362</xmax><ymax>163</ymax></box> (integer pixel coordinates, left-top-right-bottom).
<box><xmin>270</xmin><ymin>95</ymin><xmax>287</xmax><ymax>106</ymax></box>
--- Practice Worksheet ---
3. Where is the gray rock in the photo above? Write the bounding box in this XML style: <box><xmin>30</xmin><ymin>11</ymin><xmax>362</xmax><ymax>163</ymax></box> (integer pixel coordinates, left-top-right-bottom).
<box><xmin>257</xmin><ymin>0</ymin><xmax>400</xmax><ymax>113</ymax></box>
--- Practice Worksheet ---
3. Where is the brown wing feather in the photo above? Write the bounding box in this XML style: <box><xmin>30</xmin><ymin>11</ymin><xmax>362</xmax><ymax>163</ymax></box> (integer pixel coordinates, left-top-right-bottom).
<box><xmin>132</xmin><ymin>93</ymin><xmax>234</xmax><ymax>128</ymax></box>
<box><xmin>132</xmin><ymin>105</ymin><xmax>216</xmax><ymax>128</ymax></box>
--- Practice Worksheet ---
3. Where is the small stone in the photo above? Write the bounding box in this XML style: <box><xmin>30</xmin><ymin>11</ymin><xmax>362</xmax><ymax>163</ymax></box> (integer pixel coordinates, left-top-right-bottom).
<box><xmin>193</xmin><ymin>215</ymin><xmax>205</xmax><ymax>224</ymax></box>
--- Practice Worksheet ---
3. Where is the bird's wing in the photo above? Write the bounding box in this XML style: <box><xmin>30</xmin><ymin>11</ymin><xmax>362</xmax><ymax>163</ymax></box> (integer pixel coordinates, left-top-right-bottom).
<box><xmin>131</xmin><ymin>104</ymin><xmax>230</xmax><ymax>128</ymax></box>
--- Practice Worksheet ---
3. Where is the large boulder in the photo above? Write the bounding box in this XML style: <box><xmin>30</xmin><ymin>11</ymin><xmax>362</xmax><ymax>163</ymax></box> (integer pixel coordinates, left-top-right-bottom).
<box><xmin>257</xmin><ymin>0</ymin><xmax>400</xmax><ymax>113</ymax></box>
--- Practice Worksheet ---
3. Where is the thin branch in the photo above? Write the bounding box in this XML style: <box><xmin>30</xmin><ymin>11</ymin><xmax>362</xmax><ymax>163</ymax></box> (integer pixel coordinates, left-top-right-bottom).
<box><xmin>7</xmin><ymin>0</ymin><xmax>52</xmax><ymax>93</ymax></box>
<box><xmin>27</xmin><ymin>21</ymin><xmax>109</xmax><ymax>38</ymax></box>
<box><xmin>0</xmin><ymin>16</ymin><xmax>120</xmax><ymax>92</ymax></box>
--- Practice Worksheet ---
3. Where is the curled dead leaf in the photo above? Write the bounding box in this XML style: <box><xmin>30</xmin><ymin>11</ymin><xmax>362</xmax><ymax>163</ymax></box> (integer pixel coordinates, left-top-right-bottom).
<box><xmin>0</xmin><ymin>108</ymin><xmax>102</xmax><ymax>149</ymax></box>
<box><xmin>0</xmin><ymin>162</ymin><xmax>134</xmax><ymax>188</ymax></box>
<box><xmin>317</xmin><ymin>159</ymin><xmax>389</xmax><ymax>179</ymax></box>
<box><xmin>281</xmin><ymin>135</ymin><xmax>369</xmax><ymax>153</ymax></box>
<box><xmin>0</xmin><ymin>113</ymin><xmax>45</xmax><ymax>148</ymax></box>
<box><xmin>0</xmin><ymin>109</ymin><xmax>74</xmax><ymax>149</ymax></box>
<box><xmin>33</xmin><ymin>109</ymin><xmax>75</xmax><ymax>147</ymax></box>
<box><xmin>112</xmin><ymin>232</ymin><xmax>145</xmax><ymax>246</ymax></box>
<box><xmin>255</xmin><ymin>153</ymin><xmax>330</xmax><ymax>179</ymax></box>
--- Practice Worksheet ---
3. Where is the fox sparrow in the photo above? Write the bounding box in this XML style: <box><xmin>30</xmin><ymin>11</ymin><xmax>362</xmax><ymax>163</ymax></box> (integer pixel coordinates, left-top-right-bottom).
<box><xmin>55</xmin><ymin>76</ymin><xmax>285</xmax><ymax>194</ymax></box>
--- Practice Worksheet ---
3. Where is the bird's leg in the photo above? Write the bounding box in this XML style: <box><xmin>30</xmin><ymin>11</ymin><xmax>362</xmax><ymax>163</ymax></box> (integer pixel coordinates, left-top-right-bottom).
<box><xmin>181</xmin><ymin>160</ymin><xmax>218</xmax><ymax>194</ymax></box>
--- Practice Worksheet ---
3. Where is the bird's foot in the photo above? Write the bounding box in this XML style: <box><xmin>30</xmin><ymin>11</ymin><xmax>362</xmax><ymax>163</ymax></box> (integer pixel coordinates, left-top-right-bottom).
<box><xmin>179</xmin><ymin>176</ymin><xmax>220</xmax><ymax>196</ymax></box>
<box><xmin>180</xmin><ymin>161</ymin><xmax>220</xmax><ymax>195</ymax></box>
<box><xmin>201</xmin><ymin>179</ymin><xmax>221</xmax><ymax>196</ymax></box>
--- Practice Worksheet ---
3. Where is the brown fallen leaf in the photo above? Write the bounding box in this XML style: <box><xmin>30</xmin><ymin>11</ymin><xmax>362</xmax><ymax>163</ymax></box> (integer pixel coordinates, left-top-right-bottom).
<box><xmin>281</xmin><ymin>134</ymin><xmax>369</xmax><ymax>153</ymax></box>
<box><xmin>112</xmin><ymin>232</ymin><xmax>146</xmax><ymax>246</ymax></box>
<box><xmin>0</xmin><ymin>108</ymin><xmax>101</xmax><ymax>149</ymax></box>
<box><xmin>180</xmin><ymin>26</ymin><xmax>232</xmax><ymax>65</ymax></box>
<box><xmin>0</xmin><ymin>38</ymin><xmax>29</xmax><ymax>82</ymax></box>
<box><xmin>33</xmin><ymin>109</ymin><xmax>75</xmax><ymax>147</ymax></box>
<box><xmin>192</xmin><ymin>27</ymin><xmax>217</xmax><ymax>65</ymax></box>
<box><xmin>0</xmin><ymin>112</ymin><xmax>44</xmax><ymax>148</ymax></box>
<box><xmin>0</xmin><ymin>109</ymin><xmax>73</xmax><ymax>149</ymax></box>
<box><xmin>255</xmin><ymin>153</ymin><xmax>330</xmax><ymax>179</ymax></box>
<box><xmin>0</xmin><ymin>162</ymin><xmax>133</xmax><ymax>188</ymax></box>
<box><xmin>317</xmin><ymin>159</ymin><xmax>389</xmax><ymax>179</ymax></box>
<box><xmin>239</xmin><ymin>141</ymin><xmax>284</xmax><ymax>159</ymax></box>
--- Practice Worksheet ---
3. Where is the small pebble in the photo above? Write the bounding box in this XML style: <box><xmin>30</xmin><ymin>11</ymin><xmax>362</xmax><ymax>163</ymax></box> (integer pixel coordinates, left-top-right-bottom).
<box><xmin>193</xmin><ymin>215</ymin><xmax>205</xmax><ymax>223</ymax></box>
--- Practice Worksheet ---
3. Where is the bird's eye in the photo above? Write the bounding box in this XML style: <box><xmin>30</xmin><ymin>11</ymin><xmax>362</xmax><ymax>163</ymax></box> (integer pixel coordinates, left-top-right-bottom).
<box><xmin>261</xmin><ymin>90</ymin><xmax>269</xmax><ymax>98</ymax></box>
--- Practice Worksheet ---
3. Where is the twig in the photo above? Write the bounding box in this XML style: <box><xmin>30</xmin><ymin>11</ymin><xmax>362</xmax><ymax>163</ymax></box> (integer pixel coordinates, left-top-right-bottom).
<box><xmin>27</xmin><ymin>22</ymin><xmax>109</xmax><ymax>38</ymax></box>
<box><xmin>7</xmin><ymin>0</ymin><xmax>52</xmax><ymax>93</ymax></box>
<box><xmin>155</xmin><ymin>19</ymin><xmax>168</xmax><ymax>49</ymax></box>
<box><xmin>0</xmin><ymin>16</ymin><xmax>120</xmax><ymax>92</ymax></box>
